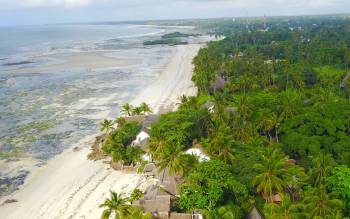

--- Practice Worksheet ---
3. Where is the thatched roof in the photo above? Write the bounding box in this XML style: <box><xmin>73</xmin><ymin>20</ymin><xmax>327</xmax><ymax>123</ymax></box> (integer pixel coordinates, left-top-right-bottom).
<box><xmin>170</xmin><ymin>213</ymin><xmax>192</xmax><ymax>219</ymax></box>
<box><xmin>225</xmin><ymin>107</ymin><xmax>237</xmax><ymax>115</ymax></box>
<box><xmin>157</xmin><ymin>169</ymin><xmax>179</xmax><ymax>196</ymax></box>
<box><xmin>248</xmin><ymin>207</ymin><xmax>264</xmax><ymax>219</ymax></box>
<box><xmin>212</xmin><ymin>76</ymin><xmax>227</xmax><ymax>92</ymax></box>
<box><xmin>142</xmin><ymin>195</ymin><xmax>171</xmax><ymax>213</ymax></box>
<box><xmin>201</xmin><ymin>101</ymin><xmax>215</xmax><ymax>109</ymax></box>
<box><xmin>340</xmin><ymin>72</ymin><xmax>350</xmax><ymax>88</ymax></box>
<box><xmin>144</xmin><ymin>163</ymin><xmax>156</xmax><ymax>173</ymax></box>
<box><xmin>124</xmin><ymin>115</ymin><xmax>146</xmax><ymax>124</ymax></box>
<box><xmin>142</xmin><ymin>114</ymin><xmax>160</xmax><ymax>131</ymax></box>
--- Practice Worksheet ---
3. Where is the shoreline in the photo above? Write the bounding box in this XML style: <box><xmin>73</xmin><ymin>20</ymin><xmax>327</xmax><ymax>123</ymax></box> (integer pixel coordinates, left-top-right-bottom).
<box><xmin>0</xmin><ymin>42</ymin><xmax>203</xmax><ymax>219</ymax></box>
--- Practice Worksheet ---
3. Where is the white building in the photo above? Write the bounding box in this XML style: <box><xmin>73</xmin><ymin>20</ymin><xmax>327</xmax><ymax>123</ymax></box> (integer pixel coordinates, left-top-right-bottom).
<box><xmin>131</xmin><ymin>130</ymin><xmax>150</xmax><ymax>146</ymax></box>
<box><xmin>185</xmin><ymin>148</ymin><xmax>210</xmax><ymax>162</ymax></box>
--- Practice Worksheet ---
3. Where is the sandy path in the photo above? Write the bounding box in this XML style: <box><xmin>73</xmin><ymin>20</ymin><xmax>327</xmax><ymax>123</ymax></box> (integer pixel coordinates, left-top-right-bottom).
<box><xmin>0</xmin><ymin>43</ymin><xmax>201</xmax><ymax>219</ymax></box>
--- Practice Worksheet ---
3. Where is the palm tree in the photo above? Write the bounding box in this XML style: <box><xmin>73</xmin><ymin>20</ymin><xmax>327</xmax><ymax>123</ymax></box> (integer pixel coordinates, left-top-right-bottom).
<box><xmin>100</xmin><ymin>191</ymin><xmax>132</xmax><ymax>219</ymax></box>
<box><xmin>253</xmin><ymin>149</ymin><xmax>287</xmax><ymax>202</ymax></box>
<box><xmin>205</xmin><ymin>127</ymin><xmax>236</xmax><ymax>165</ymax></box>
<box><xmin>264</xmin><ymin>194</ymin><xmax>308</xmax><ymax>219</ymax></box>
<box><xmin>156</xmin><ymin>146</ymin><xmax>186</xmax><ymax>176</ymax></box>
<box><xmin>127</xmin><ymin>207</ymin><xmax>151</xmax><ymax>219</ymax></box>
<box><xmin>132</xmin><ymin>107</ymin><xmax>143</xmax><ymax>115</ymax></box>
<box><xmin>100</xmin><ymin>119</ymin><xmax>114</xmax><ymax>134</ymax></box>
<box><xmin>303</xmin><ymin>186</ymin><xmax>343</xmax><ymax>218</ymax></box>
<box><xmin>257</xmin><ymin>109</ymin><xmax>274</xmax><ymax>142</ymax></box>
<box><xmin>309</xmin><ymin>152</ymin><xmax>336</xmax><ymax>186</ymax></box>
<box><xmin>179</xmin><ymin>95</ymin><xmax>188</xmax><ymax>105</ymax></box>
<box><xmin>283</xmin><ymin>165</ymin><xmax>308</xmax><ymax>201</ymax></box>
<box><xmin>278</xmin><ymin>90</ymin><xmax>300</xmax><ymax>121</ymax></box>
<box><xmin>234</xmin><ymin>94</ymin><xmax>252</xmax><ymax>120</ymax></box>
<box><xmin>114</xmin><ymin>117</ymin><xmax>126</xmax><ymax>127</ymax></box>
<box><xmin>139</xmin><ymin>102</ymin><xmax>152</xmax><ymax>114</ymax></box>
<box><xmin>129</xmin><ymin>189</ymin><xmax>144</xmax><ymax>204</ymax></box>
<box><xmin>121</xmin><ymin>103</ymin><xmax>133</xmax><ymax>116</ymax></box>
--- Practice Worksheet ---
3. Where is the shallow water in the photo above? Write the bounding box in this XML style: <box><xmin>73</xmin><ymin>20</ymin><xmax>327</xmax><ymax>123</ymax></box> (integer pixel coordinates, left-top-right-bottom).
<box><xmin>0</xmin><ymin>24</ymin><xmax>177</xmax><ymax>195</ymax></box>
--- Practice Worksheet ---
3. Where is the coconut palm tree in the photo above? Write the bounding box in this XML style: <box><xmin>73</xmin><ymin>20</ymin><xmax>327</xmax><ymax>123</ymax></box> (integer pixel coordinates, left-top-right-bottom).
<box><xmin>234</xmin><ymin>94</ymin><xmax>252</xmax><ymax>120</ymax></box>
<box><xmin>129</xmin><ymin>189</ymin><xmax>144</xmax><ymax>204</ymax></box>
<box><xmin>157</xmin><ymin>146</ymin><xmax>186</xmax><ymax>176</ymax></box>
<box><xmin>139</xmin><ymin>102</ymin><xmax>152</xmax><ymax>114</ymax></box>
<box><xmin>278</xmin><ymin>90</ymin><xmax>301</xmax><ymax>121</ymax></box>
<box><xmin>253</xmin><ymin>149</ymin><xmax>287</xmax><ymax>202</ymax></box>
<box><xmin>100</xmin><ymin>191</ymin><xmax>132</xmax><ymax>219</ymax></box>
<box><xmin>205</xmin><ymin>127</ymin><xmax>236</xmax><ymax>165</ymax></box>
<box><xmin>114</xmin><ymin>117</ymin><xmax>126</xmax><ymax>127</ymax></box>
<box><xmin>100</xmin><ymin>119</ymin><xmax>114</xmax><ymax>134</ymax></box>
<box><xmin>132</xmin><ymin>106</ymin><xmax>143</xmax><ymax>115</ymax></box>
<box><xmin>309</xmin><ymin>152</ymin><xmax>336</xmax><ymax>186</ymax></box>
<box><xmin>121</xmin><ymin>103</ymin><xmax>133</xmax><ymax>116</ymax></box>
<box><xmin>127</xmin><ymin>207</ymin><xmax>151</xmax><ymax>219</ymax></box>
<box><xmin>264</xmin><ymin>194</ymin><xmax>308</xmax><ymax>219</ymax></box>
<box><xmin>303</xmin><ymin>186</ymin><xmax>343</xmax><ymax>218</ymax></box>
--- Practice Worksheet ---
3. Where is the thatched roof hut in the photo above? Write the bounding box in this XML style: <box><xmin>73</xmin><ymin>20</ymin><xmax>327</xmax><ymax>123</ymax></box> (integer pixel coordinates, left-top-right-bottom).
<box><xmin>225</xmin><ymin>106</ymin><xmax>237</xmax><ymax>115</ymax></box>
<box><xmin>248</xmin><ymin>207</ymin><xmax>264</xmax><ymax>219</ymax></box>
<box><xmin>340</xmin><ymin>72</ymin><xmax>350</xmax><ymax>88</ymax></box>
<box><xmin>142</xmin><ymin>114</ymin><xmax>160</xmax><ymax>132</ymax></box>
<box><xmin>124</xmin><ymin>115</ymin><xmax>146</xmax><ymax>124</ymax></box>
<box><xmin>170</xmin><ymin>213</ymin><xmax>192</xmax><ymax>219</ymax></box>
<box><xmin>212</xmin><ymin>76</ymin><xmax>227</xmax><ymax>93</ymax></box>
<box><xmin>142</xmin><ymin>195</ymin><xmax>171</xmax><ymax>214</ymax></box>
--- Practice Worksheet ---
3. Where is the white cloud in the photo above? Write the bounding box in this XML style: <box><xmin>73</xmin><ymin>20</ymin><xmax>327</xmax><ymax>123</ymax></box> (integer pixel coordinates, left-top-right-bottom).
<box><xmin>0</xmin><ymin>0</ymin><xmax>92</xmax><ymax>10</ymax></box>
<box><xmin>0</xmin><ymin>0</ymin><xmax>348</xmax><ymax>11</ymax></box>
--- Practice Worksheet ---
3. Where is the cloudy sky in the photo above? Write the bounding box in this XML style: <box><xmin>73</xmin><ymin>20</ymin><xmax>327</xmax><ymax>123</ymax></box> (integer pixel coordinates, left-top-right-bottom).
<box><xmin>1</xmin><ymin>0</ymin><xmax>350</xmax><ymax>26</ymax></box>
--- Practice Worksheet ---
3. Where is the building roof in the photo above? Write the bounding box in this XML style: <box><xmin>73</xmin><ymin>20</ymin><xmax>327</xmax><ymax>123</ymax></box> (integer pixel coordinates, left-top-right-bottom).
<box><xmin>131</xmin><ymin>131</ymin><xmax>150</xmax><ymax>148</ymax></box>
<box><xmin>124</xmin><ymin>115</ymin><xmax>146</xmax><ymax>124</ymax></box>
<box><xmin>142</xmin><ymin>114</ymin><xmax>160</xmax><ymax>131</ymax></box>
<box><xmin>143</xmin><ymin>163</ymin><xmax>156</xmax><ymax>173</ymax></box>
<box><xmin>185</xmin><ymin>148</ymin><xmax>210</xmax><ymax>162</ymax></box>
<box><xmin>142</xmin><ymin>195</ymin><xmax>171</xmax><ymax>213</ymax></box>
<box><xmin>248</xmin><ymin>207</ymin><xmax>264</xmax><ymax>219</ymax></box>
<box><xmin>213</xmin><ymin>76</ymin><xmax>227</xmax><ymax>92</ymax></box>
<box><xmin>340</xmin><ymin>72</ymin><xmax>350</xmax><ymax>88</ymax></box>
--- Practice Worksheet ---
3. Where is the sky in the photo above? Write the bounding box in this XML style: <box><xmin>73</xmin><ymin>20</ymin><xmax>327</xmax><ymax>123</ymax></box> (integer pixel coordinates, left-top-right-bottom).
<box><xmin>1</xmin><ymin>0</ymin><xmax>350</xmax><ymax>26</ymax></box>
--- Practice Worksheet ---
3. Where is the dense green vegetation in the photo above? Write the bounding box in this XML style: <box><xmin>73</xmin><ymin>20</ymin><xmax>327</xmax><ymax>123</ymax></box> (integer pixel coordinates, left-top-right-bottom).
<box><xmin>102</xmin><ymin>121</ymin><xmax>143</xmax><ymax>166</ymax></box>
<box><xmin>143</xmin><ymin>32</ymin><xmax>191</xmax><ymax>46</ymax></box>
<box><xmin>100</xmin><ymin>191</ymin><xmax>150</xmax><ymax>219</ymax></box>
<box><xmin>143</xmin><ymin>38</ymin><xmax>188</xmax><ymax>46</ymax></box>
<box><xmin>162</xmin><ymin>32</ymin><xmax>192</xmax><ymax>39</ymax></box>
<box><xmin>146</xmin><ymin>16</ymin><xmax>350</xmax><ymax>218</ymax></box>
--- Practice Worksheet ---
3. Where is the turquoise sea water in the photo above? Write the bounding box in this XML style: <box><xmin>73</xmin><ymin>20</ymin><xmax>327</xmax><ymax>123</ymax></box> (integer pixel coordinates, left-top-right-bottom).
<box><xmin>0</xmin><ymin>24</ymin><xmax>176</xmax><ymax>192</ymax></box>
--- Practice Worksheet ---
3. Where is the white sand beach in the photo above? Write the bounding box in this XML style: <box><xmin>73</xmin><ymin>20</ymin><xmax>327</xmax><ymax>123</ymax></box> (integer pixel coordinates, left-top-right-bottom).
<box><xmin>0</xmin><ymin>43</ymin><xmax>202</xmax><ymax>219</ymax></box>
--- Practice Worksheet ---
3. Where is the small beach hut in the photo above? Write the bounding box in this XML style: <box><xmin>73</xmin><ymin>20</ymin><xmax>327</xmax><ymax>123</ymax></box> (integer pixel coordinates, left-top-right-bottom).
<box><xmin>212</xmin><ymin>76</ymin><xmax>227</xmax><ymax>93</ymax></box>
<box><xmin>131</xmin><ymin>130</ymin><xmax>150</xmax><ymax>147</ymax></box>
<box><xmin>201</xmin><ymin>101</ymin><xmax>215</xmax><ymax>113</ymax></box>
<box><xmin>248</xmin><ymin>207</ymin><xmax>264</xmax><ymax>219</ymax></box>
<box><xmin>142</xmin><ymin>114</ymin><xmax>160</xmax><ymax>131</ymax></box>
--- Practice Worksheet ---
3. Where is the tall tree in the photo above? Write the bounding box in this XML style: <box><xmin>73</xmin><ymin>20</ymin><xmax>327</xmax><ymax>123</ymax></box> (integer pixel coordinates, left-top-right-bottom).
<box><xmin>309</xmin><ymin>153</ymin><xmax>336</xmax><ymax>187</ymax></box>
<box><xmin>139</xmin><ymin>102</ymin><xmax>153</xmax><ymax>114</ymax></box>
<box><xmin>100</xmin><ymin>119</ymin><xmax>114</xmax><ymax>134</ymax></box>
<box><xmin>121</xmin><ymin>103</ymin><xmax>133</xmax><ymax>116</ymax></box>
<box><xmin>100</xmin><ymin>191</ymin><xmax>132</xmax><ymax>219</ymax></box>
<box><xmin>253</xmin><ymin>149</ymin><xmax>287</xmax><ymax>202</ymax></box>
<box><xmin>303</xmin><ymin>186</ymin><xmax>343</xmax><ymax>219</ymax></box>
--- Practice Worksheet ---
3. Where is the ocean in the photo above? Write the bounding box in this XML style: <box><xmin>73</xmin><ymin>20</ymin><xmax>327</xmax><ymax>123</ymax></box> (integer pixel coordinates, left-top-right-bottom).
<box><xmin>0</xmin><ymin>24</ymin><xmax>177</xmax><ymax>195</ymax></box>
